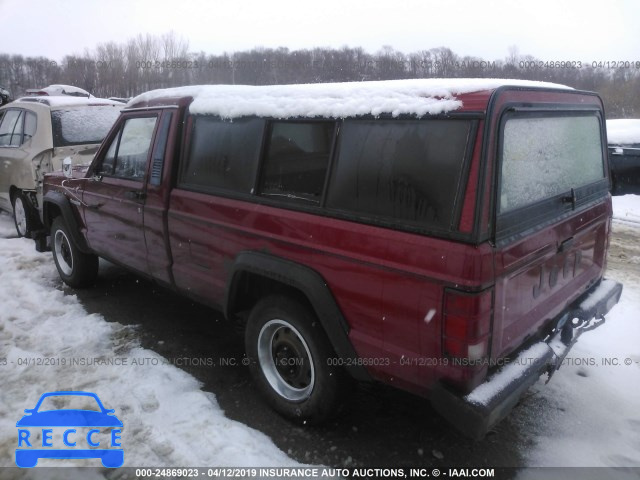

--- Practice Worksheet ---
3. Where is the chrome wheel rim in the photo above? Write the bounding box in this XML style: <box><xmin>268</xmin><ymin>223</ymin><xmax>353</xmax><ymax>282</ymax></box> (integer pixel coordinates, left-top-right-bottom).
<box><xmin>257</xmin><ymin>319</ymin><xmax>315</xmax><ymax>401</ymax></box>
<box><xmin>54</xmin><ymin>229</ymin><xmax>74</xmax><ymax>276</ymax></box>
<box><xmin>14</xmin><ymin>197</ymin><xmax>27</xmax><ymax>236</ymax></box>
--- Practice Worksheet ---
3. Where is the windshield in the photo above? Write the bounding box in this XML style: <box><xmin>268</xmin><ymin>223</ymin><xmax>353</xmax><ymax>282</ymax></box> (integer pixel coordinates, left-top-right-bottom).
<box><xmin>51</xmin><ymin>106</ymin><xmax>121</xmax><ymax>147</ymax></box>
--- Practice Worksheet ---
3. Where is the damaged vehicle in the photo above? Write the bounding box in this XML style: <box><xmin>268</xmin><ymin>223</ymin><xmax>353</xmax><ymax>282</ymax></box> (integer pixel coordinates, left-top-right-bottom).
<box><xmin>0</xmin><ymin>96</ymin><xmax>121</xmax><ymax>237</ymax></box>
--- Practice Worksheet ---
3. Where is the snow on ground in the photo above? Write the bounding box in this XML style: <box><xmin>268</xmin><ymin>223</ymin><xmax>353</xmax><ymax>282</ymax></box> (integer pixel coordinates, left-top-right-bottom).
<box><xmin>0</xmin><ymin>211</ymin><xmax>304</xmax><ymax>476</ymax></box>
<box><xmin>1</xmin><ymin>194</ymin><xmax>639</xmax><ymax>476</ymax></box>
<box><xmin>521</xmin><ymin>194</ymin><xmax>640</xmax><ymax>470</ymax></box>
<box><xmin>612</xmin><ymin>194</ymin><xmax>640</xmax><ymax>227</ymax></box>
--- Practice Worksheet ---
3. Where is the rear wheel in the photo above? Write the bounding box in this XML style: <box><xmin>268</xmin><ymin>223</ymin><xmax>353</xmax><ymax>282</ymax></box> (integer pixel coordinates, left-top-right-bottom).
<box><xmin>51</xmin><ymin>217</ymin><xmax>98</xmax><ymax>288</ymax></box>
<box><xmin>12</xmin><ymin>192</ymin><xmax>35</xmax><ymax>238</ymax></box>
<box><xmin>245</xmin><ymin>295</ymin><xmax>350</xmax><ymax>424</ymax></box>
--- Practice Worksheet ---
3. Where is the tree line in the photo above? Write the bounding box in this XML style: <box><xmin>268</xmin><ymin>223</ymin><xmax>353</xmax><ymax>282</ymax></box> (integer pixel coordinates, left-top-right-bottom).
<box><xmin>0</xmin><ymin>32</ymin><xmax>638</xmax><ymax>118</ymax></box>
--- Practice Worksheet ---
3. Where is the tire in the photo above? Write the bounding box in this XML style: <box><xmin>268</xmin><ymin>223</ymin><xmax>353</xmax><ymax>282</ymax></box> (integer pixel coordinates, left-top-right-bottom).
<box><xmin>12</xmin><ymin>192</ymin><xmax>35</xmax><ymax>238</ymax></box>
<box><xmin>245</xmin><ymin>295</ymin><xmax>350</xmax><ymax>424</ymax></box>
<box><xmin>51</xmin><ymin>217</ymin><xmax>99</xmax><ymax>288</ymax></box>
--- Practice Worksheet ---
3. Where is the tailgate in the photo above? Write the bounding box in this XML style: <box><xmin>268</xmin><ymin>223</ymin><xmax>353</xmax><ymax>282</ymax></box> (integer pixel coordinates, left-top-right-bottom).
<box><xmin>492</xmin><ymin>200</ymin><xmax>609</xmax><ymax>359</ymax></box>
<box><xmin>490</xmin><ymin>105</ymin><xmax>611</xmax><ymax>361</ymax></box>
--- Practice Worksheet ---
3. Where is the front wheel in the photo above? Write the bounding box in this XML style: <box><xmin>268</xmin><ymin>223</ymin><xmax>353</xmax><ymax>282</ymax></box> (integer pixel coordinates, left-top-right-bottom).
<box><xmin>51</xmin><ymin>217</ymin><xmax>98</xmax><ymax>288</ymax></box>
<box><xmin>245</xmin><ymin>295</ymin><xmax>350</xmax><ymax>424</ymax></box>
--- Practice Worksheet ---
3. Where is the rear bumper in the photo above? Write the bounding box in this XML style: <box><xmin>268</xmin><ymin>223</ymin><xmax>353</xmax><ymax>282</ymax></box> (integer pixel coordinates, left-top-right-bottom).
<box><xmin>430</xmin><ymin>278</ymin><xmax>623</xmax><ymax>440</ymax></box>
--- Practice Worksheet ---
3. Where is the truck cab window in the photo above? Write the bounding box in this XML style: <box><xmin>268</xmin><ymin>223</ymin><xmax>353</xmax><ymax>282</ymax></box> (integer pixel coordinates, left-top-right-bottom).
<box><xmin>98</xmin><ymin>116</ymin><xmax>158</xmax><ymax>180</ymax></box>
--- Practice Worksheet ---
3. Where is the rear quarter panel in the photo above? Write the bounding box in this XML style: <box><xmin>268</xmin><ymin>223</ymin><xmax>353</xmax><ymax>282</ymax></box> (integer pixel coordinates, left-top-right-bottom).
<box><xmin>168</xmin><ymin>190</ymin><xmax>494</xmax><ymax>395</ymax></box>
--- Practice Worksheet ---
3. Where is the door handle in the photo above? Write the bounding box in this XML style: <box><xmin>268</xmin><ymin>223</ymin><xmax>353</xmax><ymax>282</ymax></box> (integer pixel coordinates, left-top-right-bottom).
<box><xmin>125</xmin><ymin>190</ymin><xmax>146</xmax><ymax>200</ymax></box>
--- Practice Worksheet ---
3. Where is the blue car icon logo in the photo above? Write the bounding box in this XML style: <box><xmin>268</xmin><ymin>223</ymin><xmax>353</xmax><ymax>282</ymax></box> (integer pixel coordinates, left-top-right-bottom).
<box><xmin>16</xmin><ymin>391</ymin><xmax>123</xmax><ymax>468</ymax></box>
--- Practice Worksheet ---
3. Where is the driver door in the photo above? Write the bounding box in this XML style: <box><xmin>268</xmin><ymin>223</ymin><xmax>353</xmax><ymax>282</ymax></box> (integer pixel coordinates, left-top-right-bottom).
<box><xmin>82</xmin><ymin>114</ymin><xmax>159</xmax><ymax>274</ymax></box>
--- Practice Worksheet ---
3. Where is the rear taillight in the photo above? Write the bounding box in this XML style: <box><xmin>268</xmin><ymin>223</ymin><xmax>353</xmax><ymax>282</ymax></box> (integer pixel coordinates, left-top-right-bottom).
<box><xmin>443</xmin><ymin>288</ymin><xmax>493</xmax><ymax>361</ymax></box>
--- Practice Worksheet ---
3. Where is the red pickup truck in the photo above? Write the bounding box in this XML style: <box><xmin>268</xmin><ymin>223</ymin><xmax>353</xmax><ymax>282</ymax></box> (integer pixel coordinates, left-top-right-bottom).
<box><xmin>35</xmin><ymin>79</ymin><xmax>622</xmax><ymax>438</ymax></box>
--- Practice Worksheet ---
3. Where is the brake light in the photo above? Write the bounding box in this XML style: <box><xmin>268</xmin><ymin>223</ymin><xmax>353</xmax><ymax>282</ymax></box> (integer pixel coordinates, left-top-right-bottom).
<box><xmin>443</xmin><ymin>288</ymin><xmax>493</xmax><ymax>361</ymax></box>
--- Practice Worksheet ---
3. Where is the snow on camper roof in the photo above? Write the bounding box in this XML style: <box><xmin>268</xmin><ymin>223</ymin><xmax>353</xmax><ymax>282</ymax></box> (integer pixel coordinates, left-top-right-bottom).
<box><xmin>127</xmin><ymin>78</ymin><xmax>571</xmax><ymax>119</ymax></box>
<box><xmin>606</xmin><ymin>119</ymin><xmax>640</xmax><ymax>145</ymax></box>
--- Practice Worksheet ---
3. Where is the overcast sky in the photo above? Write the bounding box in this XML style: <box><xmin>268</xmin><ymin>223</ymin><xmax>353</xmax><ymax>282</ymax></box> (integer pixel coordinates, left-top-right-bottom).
<box><xmin>1</xmin><ymin>0</ymin><xmax>638</xmax><ymax>62</ymax></box>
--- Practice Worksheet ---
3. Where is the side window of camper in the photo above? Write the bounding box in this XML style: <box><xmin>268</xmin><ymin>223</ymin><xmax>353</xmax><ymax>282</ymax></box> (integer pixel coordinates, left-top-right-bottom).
<box><xmin>326</xmin><ymin>119</ymin><xmax>472</xmax><ymax>230</ymax></box>
<box><xmin>180</xmin><ymin>117</ymin><xmax>264</xmax><ymax>193</ymax></box>
<box><xmin>258</xmin><ymin>121</ymin><xmax>335</xmax><ymax>204</ymax></box>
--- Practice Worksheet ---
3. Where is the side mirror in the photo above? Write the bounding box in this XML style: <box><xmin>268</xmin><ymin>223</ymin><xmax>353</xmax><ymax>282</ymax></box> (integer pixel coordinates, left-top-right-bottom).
<box><xmin>62</xmin><ymin>157</ymin><xmax>72</xmax><ymax>178</ymax></box>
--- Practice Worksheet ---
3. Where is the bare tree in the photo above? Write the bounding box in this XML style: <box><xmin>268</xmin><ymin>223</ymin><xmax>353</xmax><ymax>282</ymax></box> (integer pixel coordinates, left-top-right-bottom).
<box><xmin>2</xmin><ymin>36</ymin><xmax>639</xmax><ymax>117</ymax></box>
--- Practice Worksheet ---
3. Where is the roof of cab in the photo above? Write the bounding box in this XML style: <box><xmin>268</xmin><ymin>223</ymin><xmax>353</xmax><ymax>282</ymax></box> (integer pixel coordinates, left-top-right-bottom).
<box><xmin>126</xmin><ymin>78</ymin><xmax>572</xmax><ymax>119</ymax></box>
